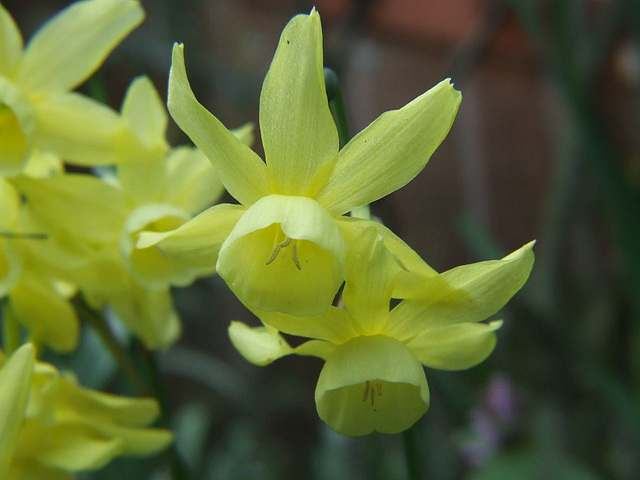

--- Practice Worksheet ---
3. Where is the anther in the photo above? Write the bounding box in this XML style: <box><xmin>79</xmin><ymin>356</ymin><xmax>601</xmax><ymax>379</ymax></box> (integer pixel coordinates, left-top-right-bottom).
<box><xmin>279</xmin><ymin>237</ymin><xmax>291</xmax><ymax>248</ymax></box>
<box><xmin>265</xmin><ymin>245</ymin><xmax>281</xmax><ymax>265</ymax></box>
<box><xmin>362</xmin><ymin>381</ymin><xmax>370</xmax><ymax>402</ymax></box>
<box><xmin>291</xmin><ymin>241</ymin><xmax>301</xmax><ymax>270</ymax></box>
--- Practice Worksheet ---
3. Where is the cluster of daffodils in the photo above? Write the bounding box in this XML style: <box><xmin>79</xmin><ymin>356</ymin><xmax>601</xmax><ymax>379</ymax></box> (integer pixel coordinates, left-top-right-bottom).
<box><xmin>0</xmin><ymin>4</ymin><xmax>534</xmax><ymax>476</ymax></box>
<box><xmin>0</xmin><ymin>344</ymin><xmax>171</xmax><ymax>478</ymax></box>
<box><xmin>142</xmin><ymin>11</ymin><xmax>535</xmax><ymax>435</ymax></box>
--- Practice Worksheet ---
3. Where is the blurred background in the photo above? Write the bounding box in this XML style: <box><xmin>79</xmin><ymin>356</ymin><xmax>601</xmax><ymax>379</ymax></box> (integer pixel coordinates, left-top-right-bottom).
<box><xmin>6</xmin><ymin>0</ymin><xmax>640</xmax><ymax>478</ymax></box>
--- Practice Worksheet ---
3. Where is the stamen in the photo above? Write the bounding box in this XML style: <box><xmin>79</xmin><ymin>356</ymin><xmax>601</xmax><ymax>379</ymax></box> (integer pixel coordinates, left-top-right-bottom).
<box><xmin>279</xmin><ymin>237</ymin><xmax>291</xmax><ymax>248</ymax></box>
<box><xmin>362</xmin><ymin>380</ymin><xmax>370</xmax><ymax>402</ymax></box>
<box><xmin>370</xmin><ymin>385</ymin><xmax>375</xmax><ymax>406</ymax></box>
<box><xmin>377</xmin><ymin>381</ymin><xmax>382</xmax><ymax>396</ymax></box>
<box><xmin>291</xmin><ymin>241</ymin><xmax>301</xmax><ymax>270</ymax></box>
<box><xmin>265</xmin><ymin>245</ymin><xmax>281</xmax><ymax>265</ymax></box>
<box><xmin>264</xmin><ymin>233</ymin><xmax>303</xmax><ymax>270</ymax></box>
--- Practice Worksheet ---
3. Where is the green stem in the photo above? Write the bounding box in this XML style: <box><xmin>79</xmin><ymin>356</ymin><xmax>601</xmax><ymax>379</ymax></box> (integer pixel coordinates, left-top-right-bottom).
<box><xmin>402</xmin><ymin>427</ymin><xmax>422</xmax><ymax>480</ymax></box>
<box><xmin>134</xmin><ymin>341</ymin><xmax>192</xmax><ymax>480</ymax></box>
<box><xmin>2</xmin><ymin>300</ymin><xmax>21</xmax><ymax>355</ymax></box>
<box><xmin>73</xmin><ymin>296</ymin><xmax>148</xmax><ymax>396</ymax></box>
<box><xmin>324</xmin><ymin>67</ymin><xmax>351</xmax><ymax>148</ymax></box>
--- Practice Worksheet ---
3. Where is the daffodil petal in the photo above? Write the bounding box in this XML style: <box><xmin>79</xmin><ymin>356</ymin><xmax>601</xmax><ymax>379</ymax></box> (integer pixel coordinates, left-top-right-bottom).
<box><xmin>13</xmin><ymin>174</ymin><xmax>128</xmax><ymax>244</ymax></box>
<box><xmin>253</xmin><ymin>306</ymin><xmax>356</xmax><ymax>344</ymax></box>
<box><xmin>16</xmin><ymin>0</ymin><xmax>144</xmax><ymax>94</ymax></box>
<box><xmin>343</xmin><ymin>227</ymin><xmax>402</xmax><ymax>335</ymax></box>
<box><xmin>56</xmin><ymin>379</ymin><xmax>161</xmax><ymax>427</ymax></box>
<box><xmin>0</xmin><ymin>344</ymin><xmax>34</xmax><ymax>477</ymax></box>
<box><xmin>217</xmin><ymin>194</ymin><xmax>345</xmax><ymax>316</ymax></box>
<box><xmin>163</xmin><ymin>146</ymin><xmax>225</xmax><ymax>214</ymax></box>
<box><xmin>0</xmin><ymin>77</ymin><xmax>35</xmax><ymax>176</ymax></box>
<box><xmin>259</xmin><ymin>9</ymin><xmax>338</xmax><ymax>195</ymax></box>
<box><xmin>0</xmin><ymin>179</ymin><xmax>23</xmax><ymax>296</ymax></box>
<box><xmin>0</xmin><ymin>239</ymin><xmax>21</xmax><ymax>297</ymax></box>
<box><xmin>89</xmin><ymin>424</ymin><xmax>173</xmax><ymax>457</ymax></box>
<box><xmin>228</xmin><ymin>321</ymin><xmax>334</xmax><ymax>365</ymax></box>
<box><xmin>315</xmin><ymin>335</ymin><xmax>429</xmax><ymax>436</ymax></box>
<box><xmin>0</xmin><ymin>4</ymin><xmax>22</xmax><ymax>76</ymax></box>
<box><xmin>168</xmin><ymin>44</ymin><xmax>270</xmax><ymax>205</ymax></box>
<box><xmin>10</xmin><ymin>276</ymin><xmax>79</xmax><ymax>353</ymax></box>
<box><xmin>407</xmin><ymin>320</ymin><xmax>502</xmax><ymax>370</ymax></box>
<box><xmin>136</xmin><ymin>203</ymin><xmax>245</xmax><ymax>273</ymax></box>
<box><xmin>337</xmin><ymin>216</ymin><xmax>438</xmax><ymax>297</ymax></box>
<box><xmin>230</xmin><ymin>122</ymin><xmax>255</xmax><ymax>147</ymax></box>
<box><xmin>228</xmin><ymin>321</ymin><xmax>292</xmax><ymax>366</ymax></box>
<box><xmin>32</xmin><ymin>92</ymin><xmax>124</xmax><ymax>166</ymax></box>
<box><xmin>117</xmin><ymin>159</ymin><xmax>168</xmax><ymax>204</ymax></box>
<box><xmin>387</xmin><ymin>241</ymin><xmax>535</xmax><ymax>339</ymax></box>
<box><xmin>121</xmin><ymin>76</ymin><xmax>168</xmax><ymax>152</ymax></box>
<box><xmin>109</xmin><ymin>285</ymin><xmax>180</xmax><ymax>350</ymax></box>
<box><xmin>17</xmin><ymin>419</ymin><xmax>123</xmax><ymax>471</ymax></box>
<box><xmin>121</xmin><ymin>204</ymin><xmax>198</xmax><ymax>289</ymax></box>
<box><xmin>316</xmin><ymin>79</ymin><xmax>461</xmax><ymax>215</ymax></box>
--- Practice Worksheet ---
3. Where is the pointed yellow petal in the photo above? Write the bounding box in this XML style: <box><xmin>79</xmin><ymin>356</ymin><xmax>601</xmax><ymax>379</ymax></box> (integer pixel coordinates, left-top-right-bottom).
<box><xmin>121</xmin><ymin>76</ymin><xmax>169</xmax><ymax>154</ymax></box>
<box><xmin>16</xmin><ymin>0</ymin><xmax>144</xmax><ymax>94</ymax></box>
<box><xmin>387</xmin><ymin>241</ymin><xmax>535</xmax><ymax>339</ymax></box>
<box><xmin>407</xmin><ymin>320</ymin><xmax>502</xmax><ymax>370</ymax></box>
<box><xmin>0</xmin><ymin>77</ymin><xmax>35</xmax><ymax>176</ymax></box>
<box><xmin>56</xmin><ymin>379</ymin><xmax>161</xmax><ymax>427</ymax></box>
<box><xmin>17</xmin><ymin>419</ymin><xmax>123</xmax><ymax>471</ymax></box>
<box><xmin>0</xmin><ymin>179</ymin><xmax>23</xmax><ymax>296</ymax></box>
<box><xmin>136</xmin><ymin>203</ymin><xmax>246</xmax><ymax>273</ymax></box>
<box><xmin>316</xmin><ymin>79</ymin><xmax>461</xmax><ymax>214</ymax></box>
<box><xmin>32</xmin><ymin>92</ymin><xmax>123</xmax><ymax>166</ymax></box>
<box><xmin>337</xmin><ymin>216</ymin><xmax>439</xmax><ymax>297</ymax></box>
<box><xmin>228</xmin><ymin>321</ymin><xmax>292</xmax><ymax>366</ymax></box>
<box><xmin>13</xmin><ymin>174</ymin><xmax>128</xmax><ymax>244</ymax></box>
<box><xmin>10</xmin><ymin>276</ymin><xmax>79</xmax><ymax>352</ymax></box>
<box><xmin>168</xmin><ymin>44</ymin><xmax>270</xmax><ymax>205</ymax></box>
<box><xmin>342</xmin><ymin>227</ymin><xmax>401</xmax><ymax>335</ymax></box>
<box><xmin>259</xmin><ymin>10</ymin><xmax>338</xmax><ymax>195</ymax></box>
<box><xmin>122</xmin><ymin>204</ymin><xmax>200</xmax><ymax>289</ymax></box>
<box><xmin>0</xmin><ymin>4</ymin><xmax>22</xmax><ymax>76</ymax></box>
<box><xmin>163</xmin><ymin>146</ymin><xmax>224</xmax><ymax>214</ymax></box>
<box><xmin>253</xmin><ymin>306</ymin><xmax>356</xmax><ymax>344</ymax></box>
<box><xmin>109</xmin><ymin>285</ymin><xmax>180</xmax><ymax>350</ymax></box>
<box><xmin>217</xmin><ymin>194</ymin><xmax>345</xmax><ymax>316</ymax></box>
<box><xmin>230</xmin><ymin>122</ymin><xmax>255</xmax><ymax>147</ymax></box>
<box><xmin>228</xmin><ymin>321</ymin><xmax>334</xmax><ymax>365</ymax></box>
<box><xmin>0</xmin><ymin>344</ymin><xmax>34</xmax><ymax>477</ymax></box>
<box><xmin>315</xmin><ymin>335</ymin><xmax>429</xmax><ymax>436</ymax></box>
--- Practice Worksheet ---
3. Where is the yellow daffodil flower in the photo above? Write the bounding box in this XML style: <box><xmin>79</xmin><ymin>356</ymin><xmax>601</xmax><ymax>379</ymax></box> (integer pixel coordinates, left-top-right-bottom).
<box><xmin>1</xmin><ymin>178</ymin><xmax>79</xmax><ymax>352</ymax></box>
<box><xmin>137</xmin><ymin>9</ymin><xmax>461</xmax><ymax>317</ymax></box>
<box><xmin>0</xmin><ymin>0</ymin><xmax>143</xmax><ymax>176</ymax></box>
<box><xmin>10</xmin><ymin>77</ymin><xmax>251</xmax><ymax>349</ymax></box>
<box><xmin>0</xmin><ymin>343</ymin><xmax>172</xmax><ymax>478</ymax></box>
<box><xmin>228</xmin><ymin>229</ymin><xmax>535</xmax><ymax>436</ymax></box>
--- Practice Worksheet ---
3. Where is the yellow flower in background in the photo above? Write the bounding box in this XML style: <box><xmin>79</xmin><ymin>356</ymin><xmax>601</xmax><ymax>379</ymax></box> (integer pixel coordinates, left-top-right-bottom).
<box><xmin>138</xmin><ymin>9</ymin><xmax>461</xmax><ymax>317</ymax></box>
<box><xmin>0</xmin><ymin>178</ymin><xmax>79</xmax><ymax>353</ymax></box>
<box><xmin>0</xmin><ymin>0</ymin><xmax>143</xmax><ymax>176</ymax></box>
<box><xmin>0</xmin><ymin>344</ymin><xmax>171</xmax><ymax>479</ymax></box>
<box><xmin>229</xmin><ymin>229</ymin><xmax>535</xmax><ymax>436</ymax></box>
<box><xmin>10</xmin><ymin>76</ymin><xmax>252</xmax><ymax>350</ymax></box>
<box><xmin>0</xmin><ymin>343</ymin><xmax>33</xmax><ymax>478</ymax></box>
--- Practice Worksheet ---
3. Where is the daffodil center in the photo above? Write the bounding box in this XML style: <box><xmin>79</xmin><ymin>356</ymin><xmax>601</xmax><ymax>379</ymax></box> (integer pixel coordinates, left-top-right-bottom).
<box><xmin>361</xmin><ymin>379</ymin><xmax>383</xmax><ymax>406</ymax></box>
<box><xmin>264</xmin><ymin>227</ymin><xmax>301</xmax><ymax>270</ymax></box>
